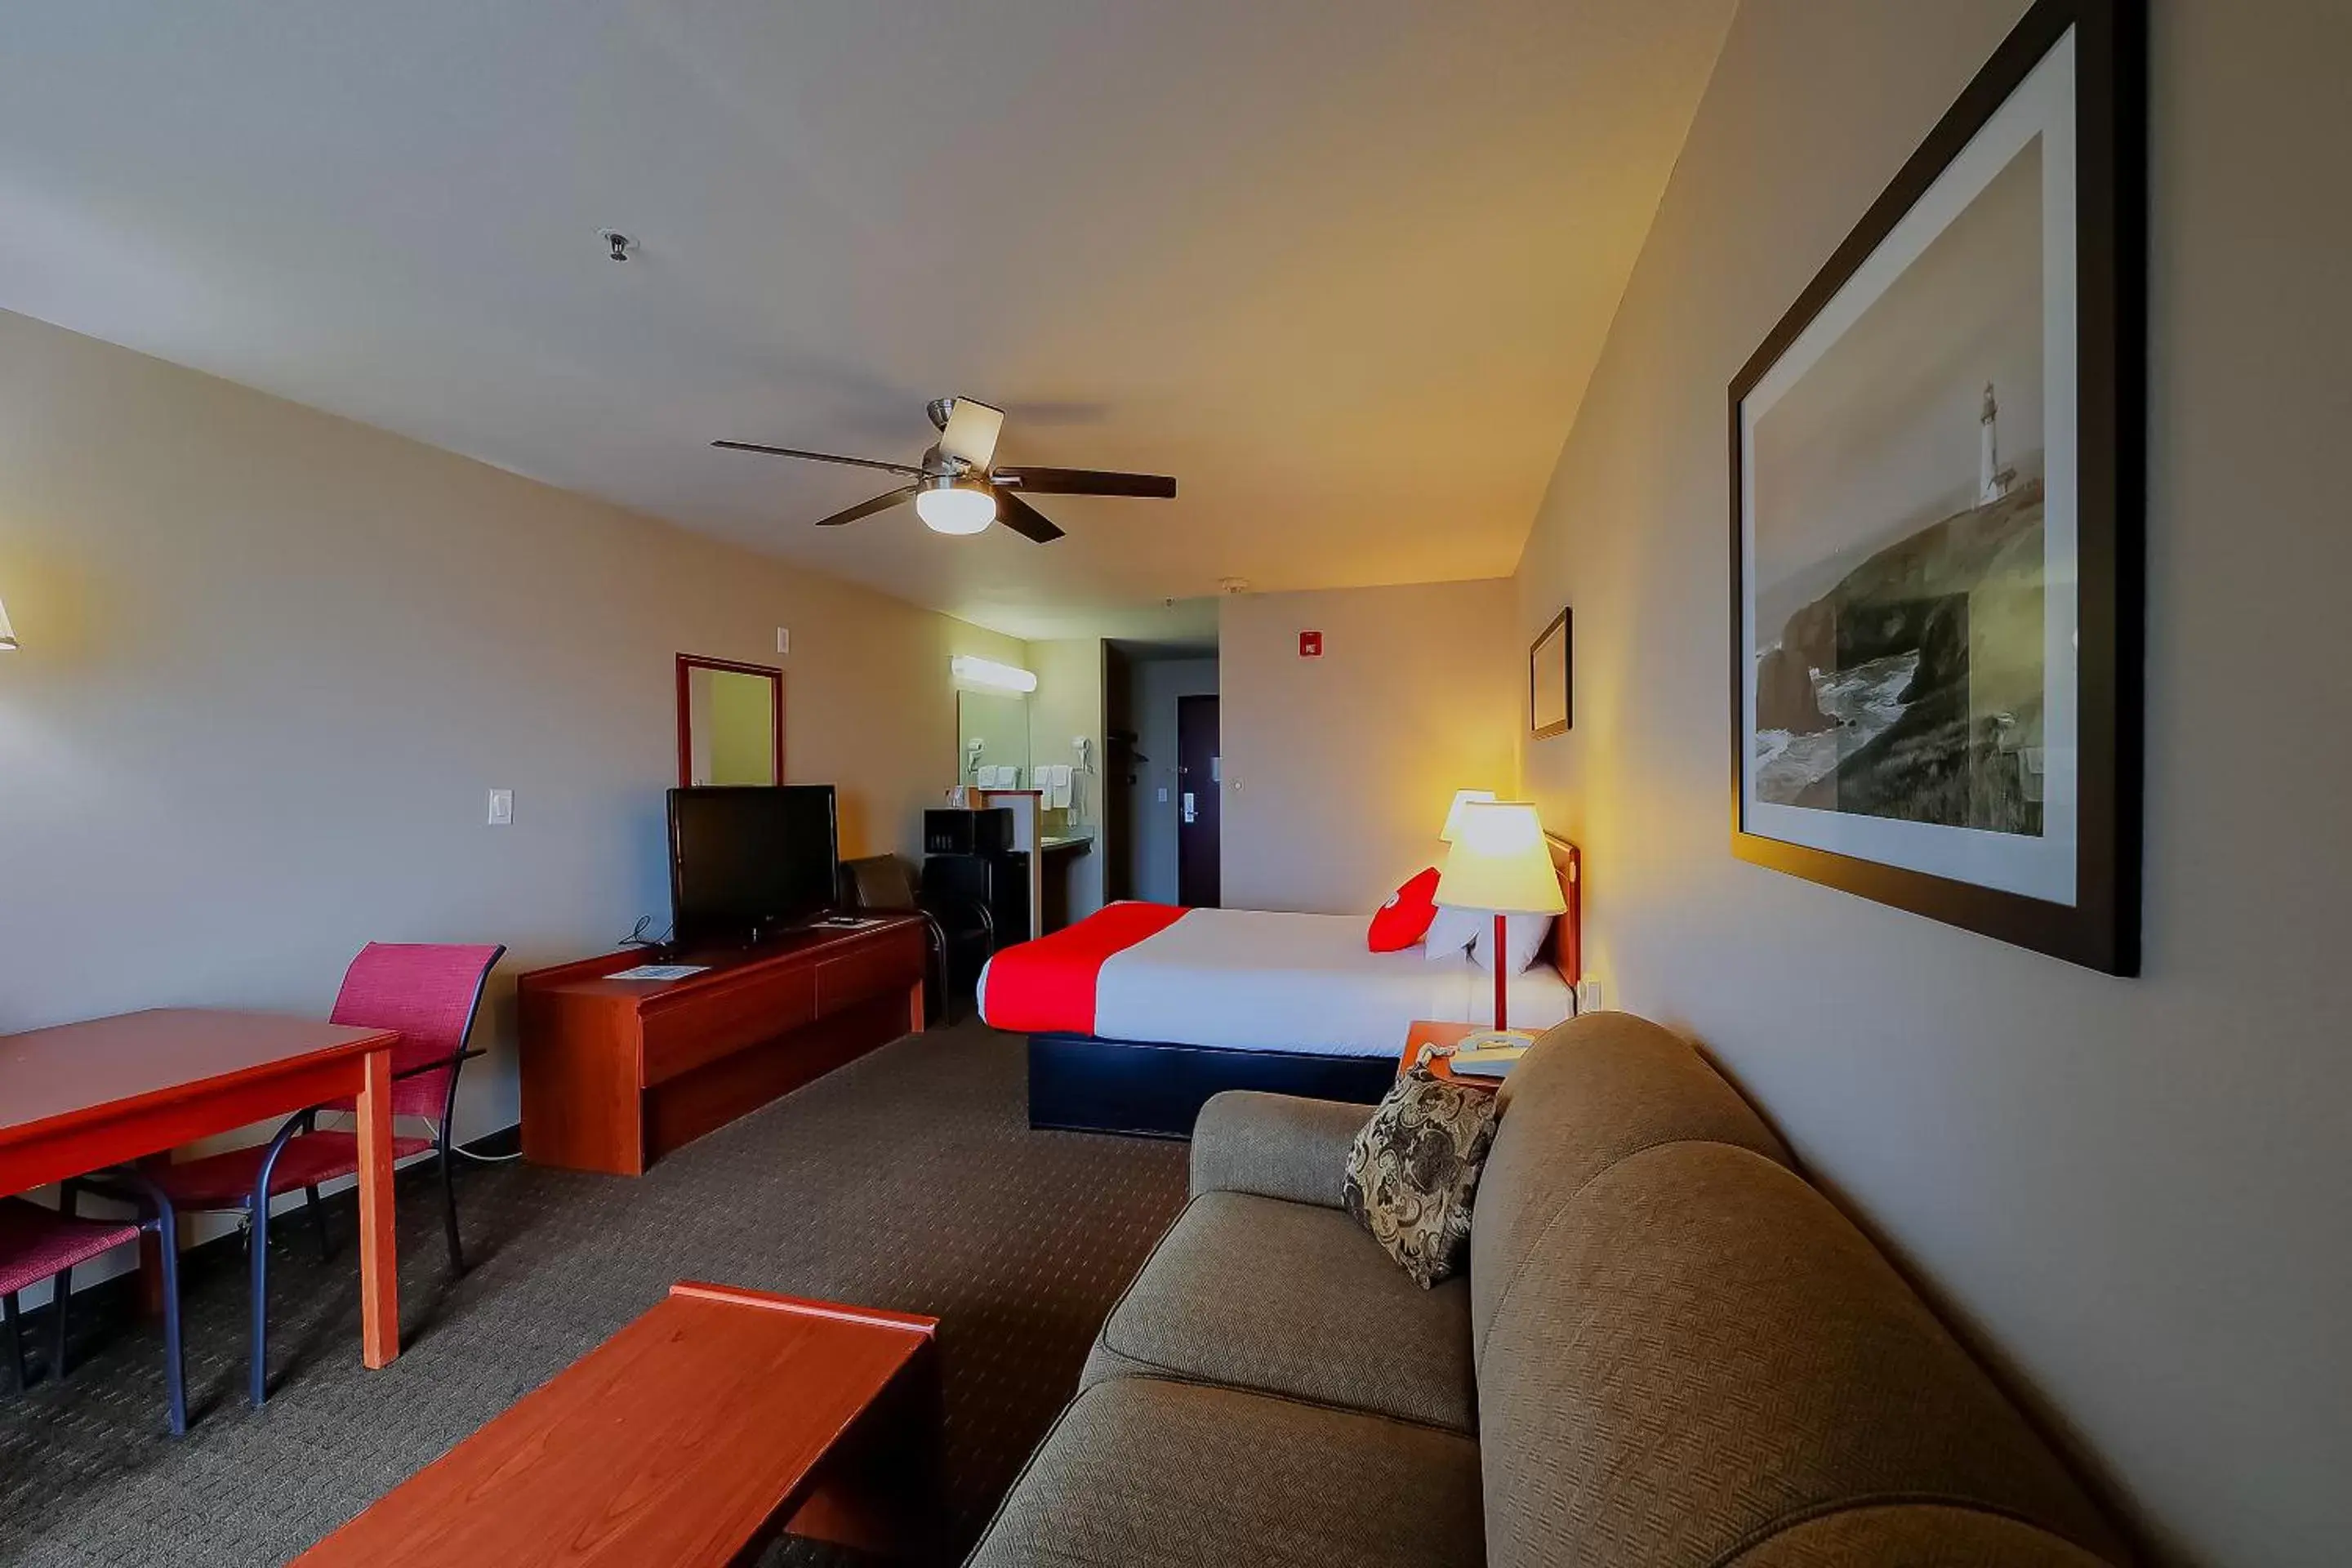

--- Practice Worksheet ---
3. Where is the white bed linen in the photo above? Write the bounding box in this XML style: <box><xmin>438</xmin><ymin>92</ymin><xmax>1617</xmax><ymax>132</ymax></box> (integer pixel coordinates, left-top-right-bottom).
<box><xmin>982</xmin><ymin>906</ymin><xmax>1573</xmax><ymax>1058</ymax></box>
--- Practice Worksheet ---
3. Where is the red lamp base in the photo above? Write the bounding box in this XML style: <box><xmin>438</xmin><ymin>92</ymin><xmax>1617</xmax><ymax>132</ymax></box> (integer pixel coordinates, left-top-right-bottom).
<box><xmin>1493</xmin><ymin>912</ymin><xmax>1509</xmax><ymax>1033</ymax></box>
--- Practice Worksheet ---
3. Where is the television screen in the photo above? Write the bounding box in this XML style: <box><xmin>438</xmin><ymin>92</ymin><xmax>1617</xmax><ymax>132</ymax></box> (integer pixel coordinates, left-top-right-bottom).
<box><xmin>667</xmin><ymin>785</ymin><xmax>840</xmax><ymax>943</ymax></box>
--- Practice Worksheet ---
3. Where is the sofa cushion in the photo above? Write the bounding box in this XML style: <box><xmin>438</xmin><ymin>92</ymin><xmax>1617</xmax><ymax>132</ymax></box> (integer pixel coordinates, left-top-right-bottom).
<box><xmin>1724</xmin><ymin>1503</ymin><xmax>2121</xmax><ymax>1566</ymax></box>
<box><xmin>1471</xmin><ymin>1010</ymin><xmax>1793</xmax><ymax>1370</ymax></box>
<box><xmin>1190</xmin><ymin>1090</ymin><xmax>1370</xmax><ymax>1208</ymax></box>
<box><xmin>1083</xmin><ymin>1188</ymin><xmax>1478</xmax><ymax>1433</ymax></box>
<box><xmin>1478</xmin><ymin>1141</ymin><xmax>2127</xmax><ymax>1568</ymax></box>
<box><xmin>966</xmin><ymin>1374</ymin><xmax>1486</xmax><ymax>1568</ymax></box>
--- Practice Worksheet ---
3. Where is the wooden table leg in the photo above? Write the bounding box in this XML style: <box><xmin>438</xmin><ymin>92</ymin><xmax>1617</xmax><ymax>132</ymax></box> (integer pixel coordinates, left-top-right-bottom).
<box><xmin>906</xmin><ymin>980</ymin><xmax>926</xmax><ymax>1036</ymax></box>
<box><xmin>785</xmin><ymin>1339</ymin><xmax>946</xmax><ymax>1563</ymax></box>
<box><xmin>355</xmin><ymin>1045</ymin><xmax>399</xmax><ymax>1368</ymax></box>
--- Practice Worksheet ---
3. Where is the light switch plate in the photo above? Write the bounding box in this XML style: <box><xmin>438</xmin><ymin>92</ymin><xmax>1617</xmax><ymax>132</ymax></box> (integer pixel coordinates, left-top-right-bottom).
<box><xmin>776</xmin><ymin>627</ymin><xmax>791</xmax><ymax>655</ymax></box>
<box><xmin>1576</xmin><ymin>978</ymin><xmax>1604</xmax><ymax>1013</ymax></box>
<box><xmin>488</xmin><ymin>789</ymin><xmax>514</xmax><ymax>826</ymax></box>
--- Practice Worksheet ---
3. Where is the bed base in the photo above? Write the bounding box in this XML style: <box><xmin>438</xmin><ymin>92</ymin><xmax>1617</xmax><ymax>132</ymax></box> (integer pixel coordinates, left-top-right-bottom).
<box><xmin>1027</xmin><ymin>1032</ymin><xmax>1395</xmax><ymax>1140</ymax></box>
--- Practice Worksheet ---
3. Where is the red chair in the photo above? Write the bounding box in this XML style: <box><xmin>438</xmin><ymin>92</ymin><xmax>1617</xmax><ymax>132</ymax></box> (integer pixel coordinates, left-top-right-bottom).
<box><xmin>145</xmin><ymin>942</ymin><xmax>503</xmax><ymax>1406</ymax></box>
<box><xmin>2</xmin><ymin>1175</ymin><xmax>187</xmax><ymax>1434</ymax></box>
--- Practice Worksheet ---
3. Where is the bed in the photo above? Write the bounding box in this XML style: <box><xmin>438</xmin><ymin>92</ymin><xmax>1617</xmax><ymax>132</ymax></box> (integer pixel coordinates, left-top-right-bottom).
<box><xmin>979</xmin><ymin>835</ymin><xmax>1581</xmax><ymax>1137</ymax></box>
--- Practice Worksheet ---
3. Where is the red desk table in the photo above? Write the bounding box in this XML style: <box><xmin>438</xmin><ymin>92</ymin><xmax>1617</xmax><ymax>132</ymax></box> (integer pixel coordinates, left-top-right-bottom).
<box><xmin>0</xmin><ymin>1008</ymin><xmax>405</xmax><ymax>1369</ymax></box>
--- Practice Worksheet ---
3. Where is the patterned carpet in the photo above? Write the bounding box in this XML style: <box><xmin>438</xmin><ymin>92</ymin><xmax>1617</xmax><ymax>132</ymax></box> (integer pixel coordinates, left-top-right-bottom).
<box><xmin>0</xmin><ymin>1019</ymin><xmax>1190</xmax><ymax>1566</ymax></box>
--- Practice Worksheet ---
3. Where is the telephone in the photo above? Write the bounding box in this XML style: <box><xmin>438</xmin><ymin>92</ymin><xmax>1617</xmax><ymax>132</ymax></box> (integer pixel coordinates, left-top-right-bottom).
<box><xmin>1446</xmin><ymin>1029</ymin><xmax>1536</xmax><ymax>1077</ymax></box>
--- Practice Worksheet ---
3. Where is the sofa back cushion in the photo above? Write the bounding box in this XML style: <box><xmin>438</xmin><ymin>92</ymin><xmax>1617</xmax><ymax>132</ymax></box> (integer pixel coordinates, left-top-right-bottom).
<box><xmin>1470</xmin><ymin>1012</ymin><xmax>1793</xmax><ymax>1370</ymax></box>
<box><xmin>1477</xmin><ymin>1139</ymin><xmax>2126</xmax><ymax>1568</ymax></box>
<box><xmin>1722</xmin><ymin>1504</ymin><xmax>2120</xmax><ymax>1566</ymax></box>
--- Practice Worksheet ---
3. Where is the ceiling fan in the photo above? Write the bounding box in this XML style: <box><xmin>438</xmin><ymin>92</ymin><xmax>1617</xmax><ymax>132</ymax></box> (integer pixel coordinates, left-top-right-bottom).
<box><xmin>713</xmin><ymin>397</ymin><xmax>1176</xmax><ymax>544</ymax></box>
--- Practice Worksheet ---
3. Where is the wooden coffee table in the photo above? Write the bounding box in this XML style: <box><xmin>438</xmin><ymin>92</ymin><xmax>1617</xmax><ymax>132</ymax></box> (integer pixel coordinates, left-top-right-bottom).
<box><xmin>296</xmin><ymin>1282</ymin><xmax>942</xmax><ymax>1566</ymax></box>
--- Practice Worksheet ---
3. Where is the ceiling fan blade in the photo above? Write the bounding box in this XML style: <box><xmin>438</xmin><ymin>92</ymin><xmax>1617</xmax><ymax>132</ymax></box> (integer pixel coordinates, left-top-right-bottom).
<box><xmin>991</xmin><ymin>466</ymin><xmax>1177</xmax><ymax>499</ymax></box>
<box><xmin>938</xmin><ymin>398</ymin><xmax>1005</xmax><ymax>470</ymax></box>
<box><xmin>712</xmin><ymin>439</ymin><xmax>925</xmax><ymax>478</ymax></box>
<box><xmin>992</xmin><ymin>487</ymin><xmax>1067</xmax><ymax>544</ymax></box>
<box><xmin>814</xmin><ymin>486</ymin><xmax>920</xmax><ymax>528</ymax></box>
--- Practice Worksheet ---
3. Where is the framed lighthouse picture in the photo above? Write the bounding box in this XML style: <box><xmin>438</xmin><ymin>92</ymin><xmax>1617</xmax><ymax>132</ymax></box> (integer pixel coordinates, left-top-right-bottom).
<box><xmin>1729</xmin><ymin>0</ymin><xmax>2143</xmax><ymax>974</ymax></box>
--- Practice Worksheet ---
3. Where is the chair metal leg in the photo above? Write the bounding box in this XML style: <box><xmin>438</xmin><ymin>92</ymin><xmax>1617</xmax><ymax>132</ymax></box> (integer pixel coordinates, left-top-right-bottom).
<box><xmin>100</xmin><ymin>1169</ymin><xmax>189</xmax><ymax>1437</ymax></box>
<box><xmin>51</xmin><ymin>1178</ymin><xmax>78</xmax><ymax>1383</ymax></box>
<box><xmin>439</xmin><ymin>1143</ymin><xmax>466</xmax><ymax>1275</ymax></box>
<box><xmin>305</xmin><ymin>1185</ymin><xmax>331</xmax><ymax>1263</ymax></box>
<box><xmin>247</xmin><ymin>1198</ymin><xmax>270</xmax><ymax>1409</ymax></box>
<box><xmin>2</xmin><ymin>1291</ymin><xmax>21</xmax><ymax>1394</ymax></box>
<box><xmin>923</xmin><ymin>924</ymin><xmax>950</xmax><ymax>1024</ymax></box>
<box><xmin>247</xmin><ymin>1114</ymin><xmax>305</xmax><ymax>1409</ymax></box>
<box><xmin>48</xmin><ymin>1267</ymin><xmax>69</xmax><ymax>1383</ymax></box>
<box><xmin>154</xmin><ymin>1204</ymin><xmax>187</xmax><ymax>1437</ymax></box>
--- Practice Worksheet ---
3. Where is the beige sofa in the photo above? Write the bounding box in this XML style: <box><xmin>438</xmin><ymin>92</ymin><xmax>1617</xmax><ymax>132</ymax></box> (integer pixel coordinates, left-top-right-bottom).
<box><xmin>967</xmin><ymin>1011</ymin><xmax>2128</xmax><ymax>1567</ymax></box>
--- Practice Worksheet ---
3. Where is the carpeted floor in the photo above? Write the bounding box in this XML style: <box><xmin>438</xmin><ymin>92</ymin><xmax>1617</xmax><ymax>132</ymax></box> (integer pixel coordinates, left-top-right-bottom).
<box><xmin>0</xmin><ymin>1019</ymin><xmax>1190</xmax><ymax>1566</ymax></box>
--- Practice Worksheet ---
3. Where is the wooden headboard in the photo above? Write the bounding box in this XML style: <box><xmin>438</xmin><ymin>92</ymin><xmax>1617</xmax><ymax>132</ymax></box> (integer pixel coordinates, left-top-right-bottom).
<box><xmin>1545</xmin><ymin>833</ymin><xmax>1583</xmax><ymax>987</ymax></box>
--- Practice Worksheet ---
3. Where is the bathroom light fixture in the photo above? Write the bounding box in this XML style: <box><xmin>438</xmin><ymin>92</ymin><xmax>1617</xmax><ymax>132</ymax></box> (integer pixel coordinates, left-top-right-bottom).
<box><xmin>915</xmin><ymin>478</ymin><xmax>997</xmax><ymax>536</ymax></box>
<box><xmin>951</xmin><ymin>654</ymin><xmax>1037</xmax><ymax>694</ymax></box>
<box><xmin>0</xmin><ymin>592</ymin><xmax>16</xmax><ymax>651</ymax></box>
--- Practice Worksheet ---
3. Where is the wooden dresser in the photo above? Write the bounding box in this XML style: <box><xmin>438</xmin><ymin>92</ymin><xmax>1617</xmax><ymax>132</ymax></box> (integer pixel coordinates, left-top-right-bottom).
<box><xmin>518</xmin><ymin>916</ymin><xmax>925</xmax><ymax>1176</ymax></box>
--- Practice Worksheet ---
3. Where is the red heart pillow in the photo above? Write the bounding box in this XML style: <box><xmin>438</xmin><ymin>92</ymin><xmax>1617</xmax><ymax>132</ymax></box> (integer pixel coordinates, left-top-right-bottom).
<box><xmin>1368</xmin><ymin>866</ymin><xmax>1443</xmax><ymax>952</ymax></box>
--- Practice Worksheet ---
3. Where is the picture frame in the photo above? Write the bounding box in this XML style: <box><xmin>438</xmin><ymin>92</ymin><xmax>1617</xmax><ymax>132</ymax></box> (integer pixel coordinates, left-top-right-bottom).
<box><xmin>1530</xmin><ymin>607</ymin><xmax>1571</xmax><ymax>737</ymax></box>
<box><xmin>1727</xmin><ymin>0</ymin><xmax>2142</xmax><ymax>974</ymax></box>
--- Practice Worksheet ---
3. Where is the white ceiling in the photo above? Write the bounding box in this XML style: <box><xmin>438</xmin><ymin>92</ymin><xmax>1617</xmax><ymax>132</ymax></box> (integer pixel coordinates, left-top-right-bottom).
<box><xmin>0</xmin><ymin>0</ymin><xmax>1732</xmax><ymax>641</ymax></box>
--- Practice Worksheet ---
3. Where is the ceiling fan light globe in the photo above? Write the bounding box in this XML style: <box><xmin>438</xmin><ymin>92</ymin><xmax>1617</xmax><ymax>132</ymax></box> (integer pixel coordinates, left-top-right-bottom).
<box><xmin>915</xmin><ymin>482</ymin><xmax>996</xmax><ymax>535</ymax></box>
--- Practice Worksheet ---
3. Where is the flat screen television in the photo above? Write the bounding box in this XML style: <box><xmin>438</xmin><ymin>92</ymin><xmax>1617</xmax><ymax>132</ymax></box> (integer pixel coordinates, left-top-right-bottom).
<box><xmin>667</xmin><ymin>784</ymin><xmax>840</xmax><ymax>945</ymax></box>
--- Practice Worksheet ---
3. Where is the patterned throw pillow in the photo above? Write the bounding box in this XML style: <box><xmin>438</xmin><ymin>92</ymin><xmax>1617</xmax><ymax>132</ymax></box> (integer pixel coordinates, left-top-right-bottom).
<box><xmin>1342</xmin><ymin>1055</ymin><xmax>1499</xmax><ymax>1288</ymax></box>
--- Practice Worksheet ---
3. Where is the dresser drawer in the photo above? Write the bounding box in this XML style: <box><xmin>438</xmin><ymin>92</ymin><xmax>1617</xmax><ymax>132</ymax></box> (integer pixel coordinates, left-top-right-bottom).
<box><xmin>639</xmin><ymin>968</ymin><xmax>816</xmax><ymax>1086</ymax></box>
<box><xmin>814</xmin><ymin>928</ymin><xmax>924</xmax><ymax>1018</ymax></box>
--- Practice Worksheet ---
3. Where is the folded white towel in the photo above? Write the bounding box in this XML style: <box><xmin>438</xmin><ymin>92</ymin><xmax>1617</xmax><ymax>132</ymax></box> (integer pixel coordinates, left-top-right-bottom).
<box><xmin>1045</xmin><ymin>763</ymin><xmax>1075</xmax><ymax>809</ymax></box>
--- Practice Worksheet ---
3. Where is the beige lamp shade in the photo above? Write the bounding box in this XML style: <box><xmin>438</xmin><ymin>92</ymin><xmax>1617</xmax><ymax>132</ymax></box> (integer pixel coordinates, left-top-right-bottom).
<box><xmin>1437</xmin><ymin>788</ymin><xmax>1497</xmax><ymax>842</ymax></box>
<box><xmin>1435</xmin><ymin>801</ymin><xmax>1566</xmax><ymax>915</ymax></box>
<box><xmin>0</xmin><ymin>593</ymin><xmax>16</xmax><ymax>650</ymax></box>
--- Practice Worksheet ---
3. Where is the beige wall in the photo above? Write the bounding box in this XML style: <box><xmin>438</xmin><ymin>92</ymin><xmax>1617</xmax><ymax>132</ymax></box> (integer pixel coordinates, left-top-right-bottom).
<box><xmin>1511</xmin><ymin>2</ymin><xmax>2351</xmax><ymax>1562</ymax></box>
<box><xmin>1221</xmin><ymin>581</ymin><xmax>1519</xmax><ymax>913</ymax></box>
<box><xmin>0</xmin><ymin>308</ymin><xmax>1023</xmax><ymax>1151</ymax></box>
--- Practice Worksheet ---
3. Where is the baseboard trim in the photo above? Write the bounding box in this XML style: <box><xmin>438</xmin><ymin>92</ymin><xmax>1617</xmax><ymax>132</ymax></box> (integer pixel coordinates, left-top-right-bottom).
<box><xmin>461</xmin><ymin>1122</ymin><xmax>522</xmax><ymax>1158</ymax></box>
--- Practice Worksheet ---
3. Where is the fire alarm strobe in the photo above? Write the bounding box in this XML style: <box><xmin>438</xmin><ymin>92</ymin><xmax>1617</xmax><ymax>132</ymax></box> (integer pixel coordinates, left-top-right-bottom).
<box><xmin>1298</xmin><ymin>630</ymin><xmax>1323</xmax><ymax>658</ymax></box>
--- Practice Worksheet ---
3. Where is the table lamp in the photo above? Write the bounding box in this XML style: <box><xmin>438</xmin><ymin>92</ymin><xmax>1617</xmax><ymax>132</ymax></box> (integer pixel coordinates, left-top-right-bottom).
<box><xmin>1434</xmin><ymin>800</ymin><xmax>1565</xmax><ymax>1035</ymax></box>
<box><xmin>0</xmin><ymin>592</ymin><xmax>16</xmax><ymax>651</ymax></box>
<box><xmin>1437</xmin><ymin>788</ymin><xmax>1495</xmax><ymax>843</ymax></box>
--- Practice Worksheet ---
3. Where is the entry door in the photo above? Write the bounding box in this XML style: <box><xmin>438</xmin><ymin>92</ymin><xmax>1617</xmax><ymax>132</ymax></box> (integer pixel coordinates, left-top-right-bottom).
<box><xmin>1176</xmin><ymin>695</ymin><xmax>1222</xmax><ymax>907</ymax></box>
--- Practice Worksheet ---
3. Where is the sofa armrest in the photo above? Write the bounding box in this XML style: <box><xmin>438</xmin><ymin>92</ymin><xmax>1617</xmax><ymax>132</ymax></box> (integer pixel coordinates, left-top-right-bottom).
<box><xmin>1188</xmin><ymin>1091</ymin><xmax>1373</xmax><ymax>1208</ymax></box>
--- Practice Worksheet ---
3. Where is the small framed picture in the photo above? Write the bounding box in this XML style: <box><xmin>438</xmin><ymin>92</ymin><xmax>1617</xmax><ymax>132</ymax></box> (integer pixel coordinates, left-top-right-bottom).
<box><xmin>1530</xmin><ymin>608</ymin><xmax>1570</xmax><ymax>737</ymax></box>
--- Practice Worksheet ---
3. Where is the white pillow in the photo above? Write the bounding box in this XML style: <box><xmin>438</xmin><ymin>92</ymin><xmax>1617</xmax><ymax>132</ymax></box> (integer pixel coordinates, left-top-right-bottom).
<box><xmin>1468</xmin><ymin>912</ymin><xmax>1553</xmax><ymax>975</ymax></box>
<box><xmin>1423</xmin><ymin>906</ymin><xmax>1484</xmax><ymax>962</ymax></box>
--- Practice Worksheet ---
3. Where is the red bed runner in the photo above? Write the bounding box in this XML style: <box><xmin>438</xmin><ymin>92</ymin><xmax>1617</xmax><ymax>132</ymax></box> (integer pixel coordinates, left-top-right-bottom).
<box><xmin>981</xmin><ymin>902</ymin><xmax>1192</xmax><ymax>1036</ymax></box>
